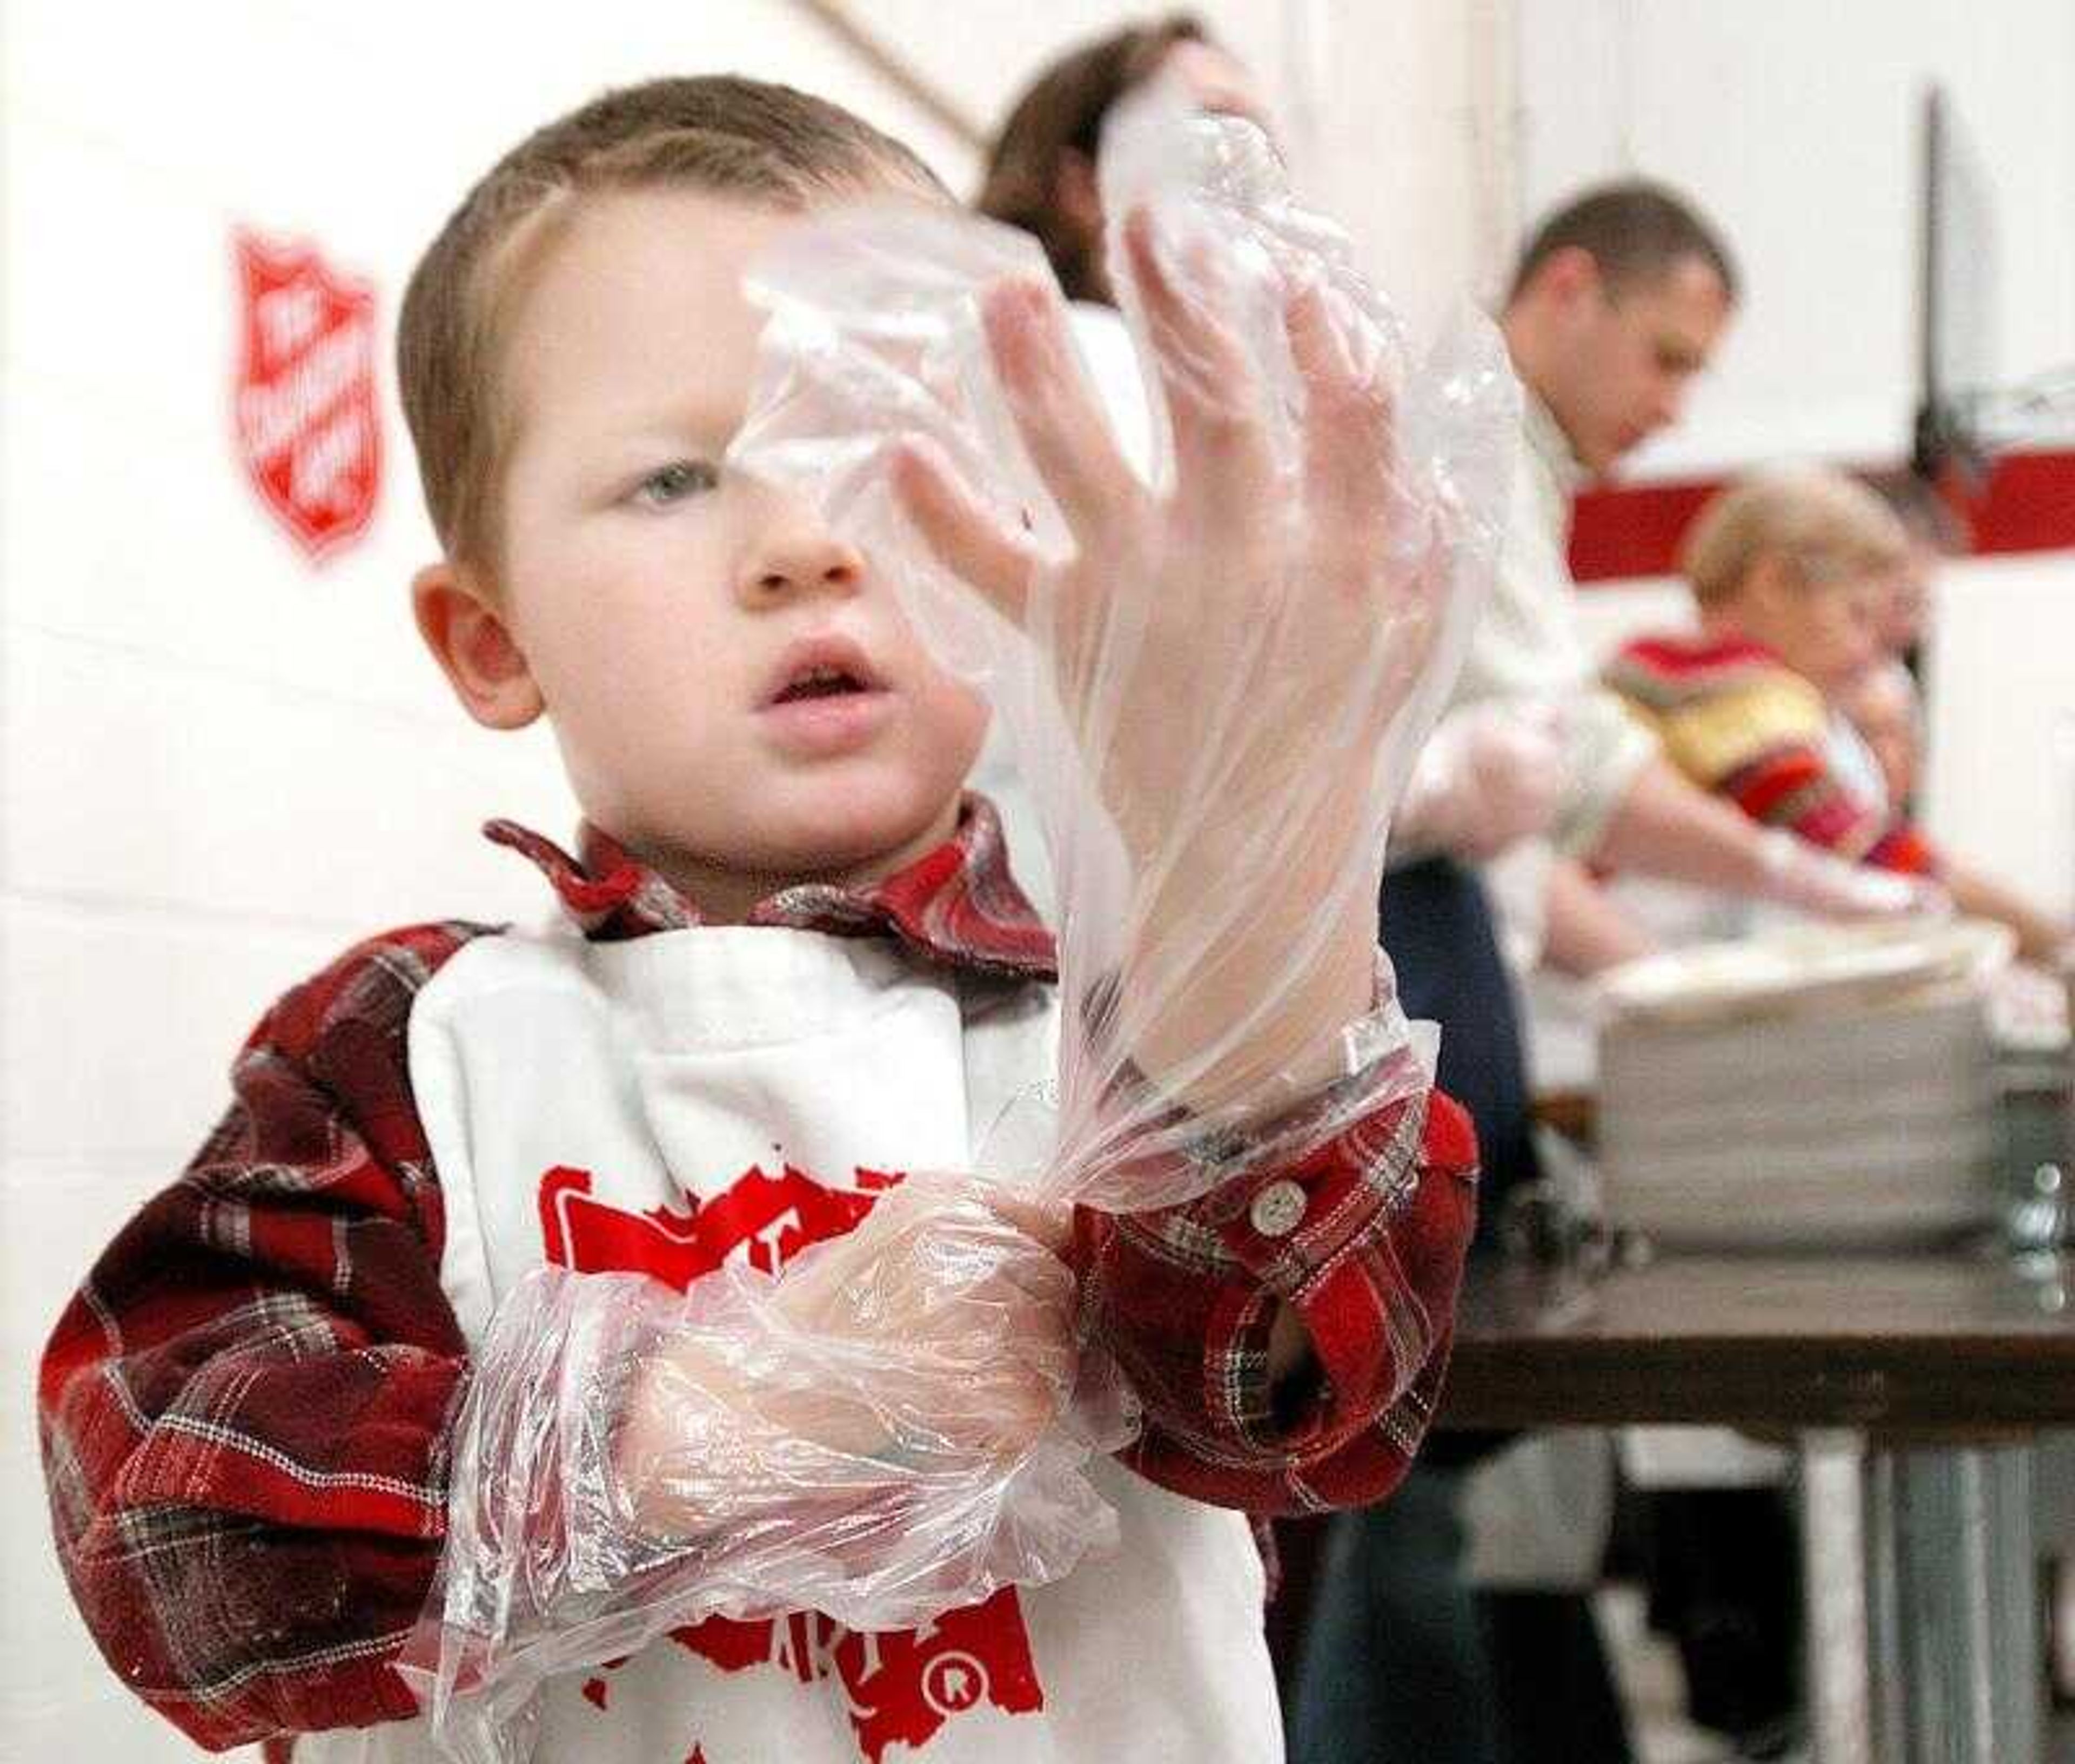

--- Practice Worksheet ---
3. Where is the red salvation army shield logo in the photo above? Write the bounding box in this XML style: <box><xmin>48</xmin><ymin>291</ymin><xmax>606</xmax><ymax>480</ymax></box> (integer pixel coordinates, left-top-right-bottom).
<box><xmin>232</xmin><ymin>229</ymin><xmax>379</xmax><ymax>561</ymax></box>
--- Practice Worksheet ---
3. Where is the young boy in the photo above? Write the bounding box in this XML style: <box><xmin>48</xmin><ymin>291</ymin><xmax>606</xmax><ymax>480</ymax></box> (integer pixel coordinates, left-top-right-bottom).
<box><xmin>38</xmin><ymin>76</ymin><xmax>1476</xmax><ymax>1763</ymax></box>
<box><xmin>1607</xmin><ymin>465</ymin><xmax>2066</xmax><ymax>963</ymax></box>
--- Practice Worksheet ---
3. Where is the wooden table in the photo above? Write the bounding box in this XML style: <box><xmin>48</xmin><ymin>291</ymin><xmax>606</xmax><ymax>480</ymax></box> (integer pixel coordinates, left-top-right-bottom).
<box><xmin>1437</xmin><ymin>1248</ymin><xmax>2075</xmax><ymax>1764</ymax></box>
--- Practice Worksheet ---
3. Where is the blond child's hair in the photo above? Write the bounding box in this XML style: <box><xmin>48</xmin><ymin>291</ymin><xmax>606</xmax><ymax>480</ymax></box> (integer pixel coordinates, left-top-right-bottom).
<box><xmin>397</xmin><ymin>76</ymin><xmax>943</xmax><ymax>571</ymax></box>
<box><xmin>1681</xmin><ymin>466</ymin><xmax>1910</xmax><ymax>608</ymax></box>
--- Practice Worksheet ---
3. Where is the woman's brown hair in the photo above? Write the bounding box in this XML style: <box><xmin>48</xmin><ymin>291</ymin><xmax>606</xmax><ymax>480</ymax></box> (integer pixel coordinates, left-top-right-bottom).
<box><xmin>976</xmin><ymin>14</ymin><xmax>1207</xmax><ymax>302</ymax></box>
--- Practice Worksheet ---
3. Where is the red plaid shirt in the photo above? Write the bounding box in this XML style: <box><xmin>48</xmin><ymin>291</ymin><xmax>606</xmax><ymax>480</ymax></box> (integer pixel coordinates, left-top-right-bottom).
<box><xmin>38</xmin><ymin>799</ymin><xmax>1477</xmax><ymax>1752</ymax></box>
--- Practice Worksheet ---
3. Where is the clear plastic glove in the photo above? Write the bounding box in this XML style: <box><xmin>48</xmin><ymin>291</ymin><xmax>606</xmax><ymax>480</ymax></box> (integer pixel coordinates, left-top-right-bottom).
<box><xmin>624</xmin><ymin>1177</ymin><xmax>1089</xmax><ymax>1556</ymax></box>
<box><xmin>737</xmin><ymin>77</ymin><xmax>1517</xmax><ymax>1170</ymax></box>
<box><xmin>1755</xmin><ymin>828</ymin><xmax>1951</xmax><ymax>920</ymax></box>
<box><xmin>398</xmin><ymin>1177</ymin><xmax>1116</xmax><ymax>1763</ymax></box>
<box><xmin>404</xmin><ymin>79</ymin><xmax>1514</xmax><ymax>1760</ymax></box>
<box><xmin>1394</xmin><ymin>700</ymin><xmax>1567</xmax><ymax>862</ymax></box>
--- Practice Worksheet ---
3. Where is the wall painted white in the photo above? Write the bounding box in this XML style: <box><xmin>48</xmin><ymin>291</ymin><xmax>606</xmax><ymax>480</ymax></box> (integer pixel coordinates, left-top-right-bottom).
<box><xmin>1919</xmin><ymin>551</ymin><xmax>2075</xmax><ymax>913</ymax></box>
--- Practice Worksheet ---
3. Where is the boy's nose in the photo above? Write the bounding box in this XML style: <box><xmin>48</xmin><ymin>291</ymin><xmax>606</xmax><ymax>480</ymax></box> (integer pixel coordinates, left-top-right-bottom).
<box><xmin>738</xmin><ymin>517</ymin><xmax>864</xmax><ymax>606</ymax></box>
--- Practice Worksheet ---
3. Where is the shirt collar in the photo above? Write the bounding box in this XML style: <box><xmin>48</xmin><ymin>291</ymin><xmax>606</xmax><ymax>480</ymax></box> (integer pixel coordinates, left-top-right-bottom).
<box><xmin>1523</xmin><ymin>387</ymin><xmax>1590</xmax><ymax>496</ymax></box>
<box><xmin>1641</xmin><ymin>627</ymin><xmax>1787</xmax><ymax>670</ymax></box>
<box><xmin>485</xmin><ymin>793</ymin><xmax>1057</xmax><ymax>981</ymax></box>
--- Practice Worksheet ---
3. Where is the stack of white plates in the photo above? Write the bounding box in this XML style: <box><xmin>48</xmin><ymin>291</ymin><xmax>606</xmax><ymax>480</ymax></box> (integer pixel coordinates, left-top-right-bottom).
<box><xmin>1596</xmin><ymin>919</ymin><xmax>2015</xmax><ymax>1251</ymax></box>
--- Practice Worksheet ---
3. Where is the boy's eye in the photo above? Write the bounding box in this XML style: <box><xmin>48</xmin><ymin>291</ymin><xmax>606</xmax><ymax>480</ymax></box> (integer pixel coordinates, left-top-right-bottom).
<box><xmin>631</xmin><ymin>459</ymin><xmax>719</xmax><ymax>506</ymax></box>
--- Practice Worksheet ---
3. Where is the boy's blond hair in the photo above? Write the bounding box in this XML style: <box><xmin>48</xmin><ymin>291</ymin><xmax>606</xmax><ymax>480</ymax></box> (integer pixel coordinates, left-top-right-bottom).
<box><xmin>1681</xmin><ymin>466</ymin><xmax>1910</xmax><ymax>607</ymax></box>
<box><xmin>398</xmin><ymin>76</ymin><xmax>943</xmax><ymax>570</ymax></box>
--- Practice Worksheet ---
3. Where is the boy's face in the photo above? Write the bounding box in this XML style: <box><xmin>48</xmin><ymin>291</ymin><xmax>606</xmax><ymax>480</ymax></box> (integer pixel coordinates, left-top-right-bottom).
<box><xmin>1736</xmin><ymin>555</ymin><xmax>1886</xmax><ymax>699</ymax></box>
<box><xmin>427</xmin><ymin>188</ymin><xmax>989</xmax><ymax>901</ymax></box>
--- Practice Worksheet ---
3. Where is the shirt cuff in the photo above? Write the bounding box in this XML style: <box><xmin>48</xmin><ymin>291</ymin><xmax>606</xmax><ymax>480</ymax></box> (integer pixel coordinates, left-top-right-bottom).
<box><xmin>1070</xmin><ymin>1057</ymin><xmax>1479</xmax><ymax>1488</ymax></box>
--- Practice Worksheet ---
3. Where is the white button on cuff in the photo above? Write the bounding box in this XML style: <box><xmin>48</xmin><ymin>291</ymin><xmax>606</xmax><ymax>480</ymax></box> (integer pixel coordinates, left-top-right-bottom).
<box><xmin>1249</xmin><ymin>1179</ymin><xmax>1307</xmax><ymax>1238</ymax></box>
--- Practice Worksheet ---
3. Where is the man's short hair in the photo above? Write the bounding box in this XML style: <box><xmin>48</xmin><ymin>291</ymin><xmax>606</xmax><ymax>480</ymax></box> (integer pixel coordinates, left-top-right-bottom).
<box><xmin>976</xmin><ymin>12</ymin><xmax>1209</xmax><ymax>302</ymax></box>
<box><xmin>1509</xmin><ymin>179</ymin><xmax>1739</xmax><ymax>306</ymax></box>
<box><xmin>1681</xmin><ymin>466</ymin><xmax>1909</xmax><ymax>607</ymax></box>
<box><xmin>398</xmin><ymin>76</ymin><xmax>942</xmax><ymax>570</ymax></box>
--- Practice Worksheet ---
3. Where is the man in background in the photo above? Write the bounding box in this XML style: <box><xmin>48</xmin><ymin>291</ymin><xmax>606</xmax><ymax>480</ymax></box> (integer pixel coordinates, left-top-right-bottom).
<box><xmin>1295</xmin><ymin>181</ymin><xmax>1930</xmax><ymax>1764</ymax></box>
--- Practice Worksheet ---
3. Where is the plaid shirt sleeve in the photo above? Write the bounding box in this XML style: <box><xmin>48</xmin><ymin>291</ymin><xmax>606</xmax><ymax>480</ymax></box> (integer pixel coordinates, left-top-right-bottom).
<box><xmin>1070</xmin><ymin>1073</ymin><xmax>1479</xmax><ymax>1518</ymax></box>
<box><xmin>36</xmin><ymin>921</ymin><xmax>495</xmax><ymax>1752</ymax></box>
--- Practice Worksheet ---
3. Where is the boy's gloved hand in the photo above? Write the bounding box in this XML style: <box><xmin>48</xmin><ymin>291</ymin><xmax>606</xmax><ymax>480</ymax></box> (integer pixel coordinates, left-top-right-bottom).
<box><xmin>1393</xmin><ymin>700</ymin><xmax>1567</xmax><ymax>862</ymax></box>
<box><xmin>880</xmin><ymin>222</ymin><xmax>1460</xmax><ymax>1115</ymax></box>
<box><xmin>890</xmin><ymin>216</ymin><xmax>1444</xmax><ymax>881</ymax></box>
<box><xmin>621</xmin><ymin>1176</ymin><xmax>1082</xmax><ymax>1542</ymax></box>
<box><xmin>401</xmin><ymin>1181</ymin><xmax>1110</xmax><ymax>1762</ymax></box>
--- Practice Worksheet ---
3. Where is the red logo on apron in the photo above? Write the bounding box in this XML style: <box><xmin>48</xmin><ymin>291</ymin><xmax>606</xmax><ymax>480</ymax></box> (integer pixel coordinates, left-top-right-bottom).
<box><xmin>232</xmin><ymin>229</ymin><xmax>379</xmax><ymax>561</ymax></box>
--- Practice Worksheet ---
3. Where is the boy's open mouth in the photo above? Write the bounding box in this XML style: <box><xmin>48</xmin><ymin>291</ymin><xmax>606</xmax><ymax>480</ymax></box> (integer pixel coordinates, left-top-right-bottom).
<box><xmin>773</xmin><ymin>665</ymin><xmax>870</xmax><ymax>703</ymax></box>
<box><xmin>761</xmin><ymin>636</ymin><xmax>885</xmax><ymax>710</ymax></box>
<box><xmin>758</xmin><ymin>636</ymin><xmax>895</xmax><ymax>756</ymax></box>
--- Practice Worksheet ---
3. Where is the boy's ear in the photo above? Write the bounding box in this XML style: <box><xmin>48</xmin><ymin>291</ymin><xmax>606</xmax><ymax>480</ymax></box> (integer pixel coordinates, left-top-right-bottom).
<box><xmin>411</xmin><ymin>562</ymin><xmax>545</xmax><ymax>730</ymax></box>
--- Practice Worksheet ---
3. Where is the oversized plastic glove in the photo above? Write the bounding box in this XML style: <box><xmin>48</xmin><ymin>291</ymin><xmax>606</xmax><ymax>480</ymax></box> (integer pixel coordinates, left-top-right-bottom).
<box><xmin>1394</xmin><ymin>699</ymin><xmax>1568</xmax><ymax>862</ymax></box>
<box><xmin>399</xmin><ymin>1177</ymin><xmax>1110</xmax><ymax>1764</ymax></box>
<box><xmin>1754</xmin><ymin>828</ymin><xmax>1951</xmax><ymax>921</ymax></box>
<box><xmin>735</xmin><ymin>78</ymin><xmax>1518</xmax><ymax>1194</ymax></box>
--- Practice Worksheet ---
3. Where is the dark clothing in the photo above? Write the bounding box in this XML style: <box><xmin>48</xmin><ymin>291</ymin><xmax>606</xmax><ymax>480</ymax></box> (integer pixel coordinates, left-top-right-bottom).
<box><xmin>1383</xmin><ymin>855</ymin><xmax>1543</xmax><ymax>1244</ymax></box>
<box><xmin>1288</xmin><ymin>1467</ymin><xmax>1505</xmax><ymax>1763</ymax></box>
<box><xmin>1281</xmin><ymin>857</ymin><xmax>1634</xmax><ymax>1764</ymax></box>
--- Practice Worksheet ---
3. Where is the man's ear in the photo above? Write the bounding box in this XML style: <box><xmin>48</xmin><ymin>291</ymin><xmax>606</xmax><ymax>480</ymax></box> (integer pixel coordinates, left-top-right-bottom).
<box><xmin>1536</xmin><ymin>245</ymin><xmax>1604</xmax><ymax>314</ymax></box>
<box><xmin>411</xmin><ymin>562</ymin><xmax>545</xmax><ymax>730</ymax></box>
